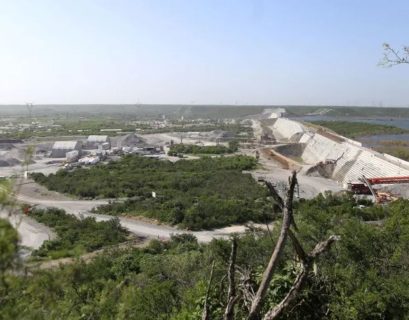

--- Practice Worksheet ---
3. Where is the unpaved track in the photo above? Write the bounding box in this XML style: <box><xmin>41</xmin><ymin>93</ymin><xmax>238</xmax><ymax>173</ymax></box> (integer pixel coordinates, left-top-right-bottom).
<box><xmin>241</xmin><ymin>147</ymin><xmax>343</xmax><ymax>199</ymax></box>
<box><xmin>0</xmin><ymin>210</ymin><xmax>55</xmax><ymax>249</ymax></box>
<box><xmin>15</xmin><ymin>181</ymin><xmax>260</xmax><ymax>244</ymax></box>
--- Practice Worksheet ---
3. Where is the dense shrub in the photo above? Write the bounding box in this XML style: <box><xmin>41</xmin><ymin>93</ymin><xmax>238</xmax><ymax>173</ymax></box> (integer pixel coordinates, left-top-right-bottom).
<box><xmin>30</xmin><ymin>208</ymin><xmax>129</xmax><ymax>259</ymax></box>
<box><xmin>168</xmin><ymin>140</ymin><xmax>239</xmax><ymax>156</ymax></box>
<box><xmin>32</xmin><ymin>156</ymin><xmax>270</xmax><ymax>230</ymax></box>
<box><xmin>312</xmin><ymin>120</ymin><xmax>408</xmax><ymax>138</ymax></box>
<box><xmin>2</xmin><ymin>196</ymin><xmax>409</xmax><ymax>319</ymax></box>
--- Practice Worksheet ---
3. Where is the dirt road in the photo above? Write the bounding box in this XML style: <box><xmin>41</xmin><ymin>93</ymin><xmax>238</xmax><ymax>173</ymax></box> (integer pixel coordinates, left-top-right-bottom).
<box><xmin>0</xmin><ymin>210</ymin><xmax>55</xmax><ymax>249</ymax></box>
<box><xmin>240</xmin><ymin>147</ymin><xmax>343</xmax><ymax>199</ymax></box>
<box><xmin>15</xmin><ymin>181</ymin><xmax>262</xmax><ymax>245</ymax></box>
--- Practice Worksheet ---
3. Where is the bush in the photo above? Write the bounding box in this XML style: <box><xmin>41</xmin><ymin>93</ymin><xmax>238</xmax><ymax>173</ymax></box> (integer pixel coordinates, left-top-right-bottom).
<box><xmin>33</xmin><ymin>156</ymin><xmax>269</xmax><ymax>230</ymax></box>
<box><xmin>30</xmin><ymin>208</ymin><xmax>129</xmax><ymax>258</ymax></box>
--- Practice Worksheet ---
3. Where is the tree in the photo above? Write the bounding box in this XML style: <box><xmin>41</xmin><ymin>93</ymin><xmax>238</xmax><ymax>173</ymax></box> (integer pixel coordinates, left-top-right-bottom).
<box><xmin>380</xmin><ymin>43</ymin><xmax>409</xmax><ymax>67</ymax></box>
<box><xmin>0</xmin><ymin>219</ymin><xmax>19</xmax><ymax>290</ymax></box>
<box><xmin>203</xmin><ymin>172</ymin><xmax>339</xmax><ymax>320</ymax></box>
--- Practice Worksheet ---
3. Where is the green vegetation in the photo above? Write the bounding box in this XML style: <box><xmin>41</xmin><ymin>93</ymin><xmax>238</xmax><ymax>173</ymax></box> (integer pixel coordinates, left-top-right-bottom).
<box><xmin>2</xmin><ymin>110</ymin><xmax>253</xmax><ymax>139</ymax></box>
<box><xmin>0</xmin><ymin>178</ymin><xmax>11</xmax><ymax>205</ymax></box>
<box><xmin>311</xmin><ymin>120</ymin><xmax>409</xmax><ymax>138</ymax></box>
<box><xmin>374</xmin><ymin>140</ymin><xmax>409</xmax><ymax>161</ymax></box>
<box><xmin>287</xmin><ymin>106</ymin><xmax>409</xmax><ymax>118</ymax></box>
<box><xmin>3</xmin><ymin>118</ymin><xmax>135</xmax><ymax>139</ymax></box>
<box><xmin>0</xmin><ymin>219</ymin><xmax>19</xmax><ymax>275</ymax></box>
<box><xmin>31</xmin><ymin>156</ymin><xmax>271</xmax><ymax>230</ymax></box>
<box><xmin>30</xmin><ymin>208</ymin><xmax>129</xmax><ymax>259</ymax></box>
<box><xmin>140</xmin><ymin>122</ymin><xmax>253</xmax><ymax>136</ymax></box>
<box><xmin>2</xmin><ymin>195</ymin><xmax>409</xmax><ymax>319</ymax></box>
<box><xmin>168</xmin><ymin>141</ymin><xmax>238</xmax><ymax>156</ymax></box>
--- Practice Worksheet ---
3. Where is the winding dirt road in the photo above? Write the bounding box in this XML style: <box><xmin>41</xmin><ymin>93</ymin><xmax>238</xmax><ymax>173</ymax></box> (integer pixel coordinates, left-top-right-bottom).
<box><xmin>14</xmin><ymin>181</ymin><xmax>260</xmax><ymax>246</ymax></box>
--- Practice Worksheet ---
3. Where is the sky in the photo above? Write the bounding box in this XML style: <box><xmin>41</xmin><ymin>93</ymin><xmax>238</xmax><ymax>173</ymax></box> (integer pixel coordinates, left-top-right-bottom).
<box><xmin>0</xmin><ymin>0</ymin><xmax>408</xmax><ymax>106</ymax></box>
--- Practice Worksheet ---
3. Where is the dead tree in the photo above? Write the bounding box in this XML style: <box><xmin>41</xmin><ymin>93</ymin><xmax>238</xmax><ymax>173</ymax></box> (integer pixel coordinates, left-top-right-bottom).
<box><xmin>380</xmin><ymin>43</ymin><xmax>409</xmax><ymax>66</ymax></box>
<box><xmin>203</xmin><ymin>171</ymin><xmax>339</xmax><ymax>320</ymax></box>
<box><xmin>224</xmin><ymin>237</ymin><xmax>238</xmax><ymax>320</ymax></box>
<box><xmin>263</xmin><ymin>233</ymin><xmax>339</xmax><ymax>320</ymax></box>
<box><xmin>251</xmin><ymin>172</ymin><xmax>338</xmax><ymax>319</ymax></box>
<box><xmin>202</xmin><ymin>261</ymin><xmax>216</xmax><ymax>320</ymax></box>
<box><xmin>247</xmin><ymin>172</ymin><xmax>298</xmax><ymax>320</ymax></box>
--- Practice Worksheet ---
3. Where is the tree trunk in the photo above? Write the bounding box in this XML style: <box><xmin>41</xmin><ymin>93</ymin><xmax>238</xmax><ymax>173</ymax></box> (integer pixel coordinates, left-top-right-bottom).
<box><xmin>248</xmin><ymin>171</ymin><xmax>297</xmax><ymax>320</ymax></box>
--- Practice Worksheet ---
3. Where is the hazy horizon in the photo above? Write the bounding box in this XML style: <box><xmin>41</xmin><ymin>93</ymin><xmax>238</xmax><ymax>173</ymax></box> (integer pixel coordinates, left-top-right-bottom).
<box><xmin>1</xmin><ymin>1</ymin><xmax>408</xmax><ymax>106</ymax></box>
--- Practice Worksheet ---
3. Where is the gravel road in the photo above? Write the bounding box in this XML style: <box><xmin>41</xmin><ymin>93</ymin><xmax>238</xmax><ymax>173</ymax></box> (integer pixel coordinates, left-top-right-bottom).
<box><xmin>14</xmin><ymin>181</ymin><xmax>260</xmax><ymax>246</ymax></box>
<box><xmin>0</xmin><ymin>210</ymin><xmax>55</xmax><ymax>249</ymax></box>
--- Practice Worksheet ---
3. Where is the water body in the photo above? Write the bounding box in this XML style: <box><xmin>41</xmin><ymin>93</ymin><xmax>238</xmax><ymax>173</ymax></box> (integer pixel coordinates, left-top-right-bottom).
<box><xmin>291</xmin><ymin>115</ymin><xmax>409</xmax><ymax>130</ymax></box>
<box><xmin>290</xmin><ymin>115</ymin><xmax>409</xmax><ymax>147</ymax></box>
<box><xmin>358</xmin><ymin>134</ymin><xmax>409</xmax><ymax>147</ymax></box>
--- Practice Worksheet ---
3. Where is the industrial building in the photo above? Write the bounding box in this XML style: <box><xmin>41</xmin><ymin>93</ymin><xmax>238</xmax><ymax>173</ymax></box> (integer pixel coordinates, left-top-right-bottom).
<box><xmin>50</xmin><ymin>141</ymin><xmax>82</xmax><ymax>158</ymax></box>
<box><xmin>66</xmin><ymin>150</ymin><xmax>80</xmax><ymax>162</ymax></box>
<box><xmin>86</xmin><ymin>135</ymin><xmax>110</xmax><ymax>149</ymax></box>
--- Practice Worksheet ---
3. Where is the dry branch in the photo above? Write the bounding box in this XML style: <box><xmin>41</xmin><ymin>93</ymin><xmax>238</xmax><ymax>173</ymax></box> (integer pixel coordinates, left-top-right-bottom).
<box><xmin>380</xmin><ymin>43</ymin><xmax>409</xmax><ymax>66</ymax></box>
<box><xmin>265</xmin><ymin>181</ymin><xmax>284</xmax><ymax>210</ymax></box>
<box><xmin>263</xmin><ymin>235</ymin><xmax>339</xmax><ymax>320</ymax></box>
<box><xmin>224</xmin><ymin>237</ymin><xmax>239</xmax><ymax>320</ymax></box>
<box><xmin>248</xmin><ymin>171</ymin><xmax>298</xmax><ymax>320</ymax></box>
<box><xmin>202</xmin><ymin>261</ymin><xmax>216</xmax><ymax>320</ymax></box>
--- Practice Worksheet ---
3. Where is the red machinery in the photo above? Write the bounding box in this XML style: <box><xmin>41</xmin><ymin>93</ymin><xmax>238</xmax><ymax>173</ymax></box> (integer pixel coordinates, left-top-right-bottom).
<box><xmin>23</xmin><ymin>205</ymin><xmax>32</xmax><ymax>215</ymax></box>
<box><xmin>348</xmin><ymin>183</ymin><xmax>371</xmax><ymax>195</ymax></box>
<box><xmin>347</xmin><ymin>175</ymin><xmax>407</xmax><ymax>203</ymax></box>
<box><xmin>366</xmin><ymin>176</ymin><xmax>409</xmax><ymax>185</ymax></box>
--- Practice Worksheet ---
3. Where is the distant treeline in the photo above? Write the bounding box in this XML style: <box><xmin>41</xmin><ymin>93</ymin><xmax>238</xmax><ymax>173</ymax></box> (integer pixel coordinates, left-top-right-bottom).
<box><xmin>288</xmin><ymin>106</ymin><xmax>409</xmax><ymax>117</ymax></box>
<box><xmin>311</xmin><ymin>121</ymin><xmax>409</xmax><ymax>138</ymax></box>
<box><xmin>4</xmin><ymin>104</ymin><xmax>409</xmax><ymax>119</ymax></box>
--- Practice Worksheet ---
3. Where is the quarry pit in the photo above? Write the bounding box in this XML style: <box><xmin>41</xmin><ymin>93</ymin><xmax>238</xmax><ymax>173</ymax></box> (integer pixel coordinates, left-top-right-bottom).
<box><xmin>251</xmin><ymin>113</ymin><xmax>409</xmax><ymax>200</ymax></box>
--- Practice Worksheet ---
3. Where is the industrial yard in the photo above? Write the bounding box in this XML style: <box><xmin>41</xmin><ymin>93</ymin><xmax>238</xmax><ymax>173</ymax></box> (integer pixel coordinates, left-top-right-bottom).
<box><xmin>1</xmin><ymin>106</ymin><xmax>409</xmax><ymax>257</ymax></box>
<box><xmin>3</xmin><ymin>106</ymin><xmax>409</xmax><ymax>317</ymax></box>
<box><xmin>2</xmin><ymin>107</ymin><xmax>409</xmax><ymax>208</ymax></box>
<box><xmin>3</xmin><ymin>1</ymin><xmax>409</xmax><ymax>317</ymax></box>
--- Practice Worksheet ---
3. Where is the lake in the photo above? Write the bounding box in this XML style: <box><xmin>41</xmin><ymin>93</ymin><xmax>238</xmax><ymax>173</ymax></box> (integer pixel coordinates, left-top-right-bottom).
<box><xmin>291</xmin><ymin>115</ymin><xmax>409</xmax><ymax>130</ymax></box>
<box><xmin>290</xmin><ymin>115</ymin><xmax>409</xmax><ymax>147</ymax></box>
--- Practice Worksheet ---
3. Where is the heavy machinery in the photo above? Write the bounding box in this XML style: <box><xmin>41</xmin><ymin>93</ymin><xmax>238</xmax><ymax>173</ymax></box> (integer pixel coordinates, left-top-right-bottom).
<box><xmin>347</xmin><ymin>175</ymin><xmax>407</xmax><ymax>203</ymax></box>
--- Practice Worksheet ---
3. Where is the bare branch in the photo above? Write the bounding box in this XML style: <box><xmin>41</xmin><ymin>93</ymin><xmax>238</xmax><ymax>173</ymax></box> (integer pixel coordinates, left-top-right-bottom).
<box><xmin>380</xmin><ymin>43</ymin><xmax>409</xmax><ymax>67</ymax></box>
<box><xmin>224</xmin><ymin>237</ymin><xmax>239</xmax><ymax>320</ymax></box>
<box><xmin>202</xmin><ymin>260</ymin><xmax>216</xmax><ymax>320</ymax></box>
<box><xmin>265</xmin><ymin>181</ymin><xmax>284</xmax><ymax>210</ymax></box>
<box><xmin>263</xmin><ymin>235</ymin><xmax>340</xmax><ymax>320</ymax></box>
<box><xmin>263</xmin><ymin>264</ymin><xmax>307</xmax><ymax>320</ymax></box>
<box><xmin>309</xmin><ymin>235</ymin><xmax>340</xmax><ymax>258</ymax></box>
<box><xmin>248</xmin><ymin>171</ymin><xmax>297</xmax><ymax>320</ymax></box>
<box><xmin>237</xmin><ymin>266</ymin><xmax>255</xmax><ymax>311</ymax></box>
<box><xmin>288</xmin><ymin>229</ymin><xmax>307</xmax><ymax>262</ymax></box>
<box><xmin>265</xmin><ymin>178</ymin><xmax>298</xmax><ymax>233</ymax></box>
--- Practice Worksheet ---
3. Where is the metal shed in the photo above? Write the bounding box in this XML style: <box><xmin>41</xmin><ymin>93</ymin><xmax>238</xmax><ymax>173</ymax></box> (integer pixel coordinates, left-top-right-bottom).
<box><xmin>86</xmin><ymin>135</ymin><xmax>110</xmax><ymax>149</ymax></box>
<box><xmin>50</xmin><ymin>141</ymin><xmax>82</xmax><ymax>158</ymax></box>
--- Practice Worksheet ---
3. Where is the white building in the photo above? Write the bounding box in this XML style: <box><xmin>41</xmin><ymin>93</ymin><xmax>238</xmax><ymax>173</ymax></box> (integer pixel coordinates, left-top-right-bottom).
<box><xmin>86</xmin><ymin>135</ymin><xmax>110</xmax><ymax>149</ymax></box>
<box><xmin>50</xmin><ymin>141</ymin><xmax>82</xmax><ymax>158</ymax></box>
